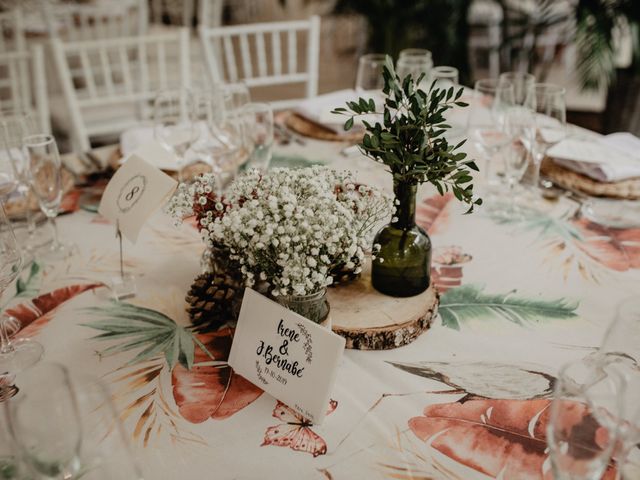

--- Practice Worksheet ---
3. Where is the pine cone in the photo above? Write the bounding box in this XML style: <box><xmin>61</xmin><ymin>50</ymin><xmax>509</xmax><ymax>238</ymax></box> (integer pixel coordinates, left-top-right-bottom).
<box><xmin>185</xmin><ymin>272</ymin><xmax>244</xmax><ymax>332</ymax></box>
<box><xmin>329</xmin><ymin>256</ymin><xmax>362</xmax><ymax>286</ymax></box>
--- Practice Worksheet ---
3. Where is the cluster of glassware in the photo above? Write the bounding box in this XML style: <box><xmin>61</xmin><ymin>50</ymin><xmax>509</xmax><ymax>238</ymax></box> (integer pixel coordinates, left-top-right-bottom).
<box><xmin>1</xmin><ymin>363</ymin><xmax>142</xmax><ymax>479</ymax></box>
<box><xmin>547</xmin><ymin>297</ymin><xmax>640</xmax><ymax>480</ymax></box>
<box><xmin>467</xmin><ymin>72</ymin><xmax>567</xmax><ymax>218</ymax></box>
<box><xmin>153</xmin><ymin>82</ymin><xmax>274</xmax><ymax>187</ymax></box>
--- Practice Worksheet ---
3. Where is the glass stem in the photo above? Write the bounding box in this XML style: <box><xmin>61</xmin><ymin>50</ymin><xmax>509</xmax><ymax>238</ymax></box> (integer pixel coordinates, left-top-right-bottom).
<box><xmin>0</xmin><ymin>317</ymin><xmax>14</xmax><ymax>355</ymax></box>
<box><xmin>23</xmin><ymin>186</ymin><xmax>36</xmax><ymax>240</ymax></box>
<box><xmin>49</xmin><ymin>216</ymin><xmax>60</xmax><ymax>249</ymax></box>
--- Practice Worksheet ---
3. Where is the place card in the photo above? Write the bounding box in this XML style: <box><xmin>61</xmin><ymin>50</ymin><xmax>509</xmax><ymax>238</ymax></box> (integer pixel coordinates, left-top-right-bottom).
<box><xmin>98</xmin><ymin>154</ymin><xmax>177</xmax><ymax>243</ymax></box>
<box><xmin>228</xmin><ymin>288</ymin><xmax>345</xmax><ymax>425</ymax></box>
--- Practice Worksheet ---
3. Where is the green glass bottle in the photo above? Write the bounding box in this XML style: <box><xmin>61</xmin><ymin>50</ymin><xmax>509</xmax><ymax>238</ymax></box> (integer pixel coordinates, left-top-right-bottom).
<box><xmin>372</xmin><ymin>180</ymin><xmax>431</xmax><ymax>297</ymax></box>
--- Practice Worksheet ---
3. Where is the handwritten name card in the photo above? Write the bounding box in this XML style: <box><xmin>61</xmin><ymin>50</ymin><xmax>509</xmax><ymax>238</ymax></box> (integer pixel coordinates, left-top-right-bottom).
<box><xmin>228</xmin><ymin>289</ymin><xmax>345</xmax><ymax>424</ymax></box>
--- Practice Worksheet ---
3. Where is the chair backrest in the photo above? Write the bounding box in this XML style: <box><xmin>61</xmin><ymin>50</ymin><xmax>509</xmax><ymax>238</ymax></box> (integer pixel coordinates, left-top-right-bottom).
<box><xmin>0</xmin><ymin>8</ymin><xmax>26</xmax><ymax>53</ymax></box>
<box><xmin>150</xmin><ymin>0</ymin><xmax>194</xmax><ymax>26</ymax></box>
<box><xmin>199</xmin><ymin>16</ymin><xmax>321</xmax><ymax>109</ymax></box>
<box><xmin>0</xmin><ymin>45</ymin><xmax>50</xmax><ymax>134</ymax></box>
<box><xmin>44</xmin><ymin>0</ymin><xmax>148</xmax><ymax>41</ymax></box>
<box><xmin>52</xmin><ymin>28</ymin><xmax>191</xmax><ymax>152</ymax></box>
<box><xmin>197</xmin><ymin>0</ymin><xmax>224</xmax><ymax>28</ymax></box>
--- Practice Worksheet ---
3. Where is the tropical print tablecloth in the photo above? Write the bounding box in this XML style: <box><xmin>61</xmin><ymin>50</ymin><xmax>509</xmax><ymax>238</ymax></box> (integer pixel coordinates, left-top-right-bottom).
<box><xmin>7</xmin><ymin>134</ymin><xmax>640</xmax><ymax>480</ymax></box>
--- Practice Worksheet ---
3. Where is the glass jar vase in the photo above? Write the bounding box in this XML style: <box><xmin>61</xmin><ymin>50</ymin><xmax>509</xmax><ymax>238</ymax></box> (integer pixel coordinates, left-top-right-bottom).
<box><xmin>371</xmin><ymin>179</ymin><xmax>431</xmax><ymax>297</ymax></box>
<box><xmin>276</xmin><ymin>289</ymin><xmax>330</xmax><ymax>325</ymax></box>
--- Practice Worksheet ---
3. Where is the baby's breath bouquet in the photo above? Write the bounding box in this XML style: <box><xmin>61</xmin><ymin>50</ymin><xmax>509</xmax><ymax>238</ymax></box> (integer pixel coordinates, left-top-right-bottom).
<box><xmin>169</xmin><ymin>166</ymin><xmax>392</xmax><ymax>323</ymax></box>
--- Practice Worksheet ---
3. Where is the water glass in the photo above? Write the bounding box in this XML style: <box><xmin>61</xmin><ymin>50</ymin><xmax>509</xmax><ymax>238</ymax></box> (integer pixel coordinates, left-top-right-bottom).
<box><xmin>23</xmin><ymin>134</ymin><xmax>68</xmax><ymax>261</ymax></box>
<box><xmin>396</xmin><ymin>49</ymin><xmax>433</xmax><ymax>88</ymax></box>
<box><xmin>432</xmin><ymin>66</ymin><xmax>463</xmax><ymax>137</ymax></box>
<box><xmin>355</xmin><ymin>53</ymin><xmax>386</xmax><ymax>94</ymax></box>
<box><xmin>242</xmin><ymin>102</ymin><xmax>274</xmax><ymax>173</ymax></box>
<box><xmin>548</xmin><ymin>358</ymin><xmax>625</xmax><ymax>480</ymax></box>
<box><xmin>499</xmin><ymin>71</ymin><xmax>535</xmax><ymax>105</ymax></box>
<box><xmin>431</xmin><ymin>66</ymin><xmax>459</xmax><ymax>89</ymax></box>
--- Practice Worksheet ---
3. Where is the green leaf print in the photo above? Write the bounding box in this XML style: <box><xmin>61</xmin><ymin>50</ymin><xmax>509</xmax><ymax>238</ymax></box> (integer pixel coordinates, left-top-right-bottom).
<box><xmin>439</xmin><ymin>284</ymin><xmax>579</xmax><ymax>330</ymax></box>
<box><xmin>82</xmin><ymin>302</ymin><xmax>213</xmax><ymax>369</ymax></box>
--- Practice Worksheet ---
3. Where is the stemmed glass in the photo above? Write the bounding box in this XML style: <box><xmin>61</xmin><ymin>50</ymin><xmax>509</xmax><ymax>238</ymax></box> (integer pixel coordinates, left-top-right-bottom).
<box><xmin>548</xmin><ymin>358</ymin><xmax>625</xmax><ymax>480</ymax></box>
<box><xmin>432</xmin><ymin>66</ymin><xmax>464</xmax><ymax>137</ymax></box>
<box><xmin>594</xmin><ymin>297</ymin><xmax>640</xmax><ymax>479</ymax></box>
<box><xmin>0</xmin><ymin>204</ymin><xmax>43</xmax><ymax>397</ymax></box>
<box><xmin>0</xmin><ymin>111</ymin><xmax>40</xmax><ymax>256</ymax></box>
<box><xmin>154</xmin><ymin>89</ymin><xmax>199</xmax><ymax>182</ymax></box>
<box><xmin>523</xmin><ymin>83</ymin><xmax>566</xmax><ymax>190</ymax></box>
<box><xmin>5</xmin><ymin>363</ymin><xmax>143</xmax><ymax>479</ymax></box>
<box><xmin>356</xmin><ymin>53</ymin><xmax>386</xmax><ymax>94</ymax></box>
<box><xmin>499</xmin><ymin>72</ymin><xmax>535</xmax><ymax>105</ymax></box>
<box><xmin>23</xmin><ymin>134</ymin><xmax>68</xmax><ymax>261</ymax></box>
<box><xmin>467</xmin><ymin>78</ymin><xmax>515</xmax><ymax>203</ymax></box>
<box><xmin>241</xmin><ymin>102</ymin><xmax>274</xmax><ymax>173</ymax></box>
<box><xmin>191</xmin><ymin>88</ymin><xmax>244</xmax><ymax>192</ymax></box>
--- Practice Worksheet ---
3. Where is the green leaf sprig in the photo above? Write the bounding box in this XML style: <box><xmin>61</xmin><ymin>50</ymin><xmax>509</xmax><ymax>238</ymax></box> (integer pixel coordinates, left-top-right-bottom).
<box><xmin>332</xmin><ymin>55</ymin><xmax>482</xmax><ymax>213</ymax></box>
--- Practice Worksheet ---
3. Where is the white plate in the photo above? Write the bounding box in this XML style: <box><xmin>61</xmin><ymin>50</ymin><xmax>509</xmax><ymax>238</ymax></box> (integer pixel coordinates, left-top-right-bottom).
<box><xmin>581</xmin><ymin>199</ymin><xmax>640</xmax><ymax>229</ymax></box>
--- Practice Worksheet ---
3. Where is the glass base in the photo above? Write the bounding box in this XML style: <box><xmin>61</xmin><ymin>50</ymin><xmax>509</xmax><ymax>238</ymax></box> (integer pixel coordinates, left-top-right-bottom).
<box><xmin>110</xmin><ymin>273</ymin><xmax>136</xmax><ymax>301</ymax></box>
<box><xmin>36</xmin><ymin>242</ymin><xmax>75</xmax><ymax>262</ymax></box>
<box><xmin>0</xmin><ymin>339</ymin><xmax>44</xmax><ymax>375</ymax></box>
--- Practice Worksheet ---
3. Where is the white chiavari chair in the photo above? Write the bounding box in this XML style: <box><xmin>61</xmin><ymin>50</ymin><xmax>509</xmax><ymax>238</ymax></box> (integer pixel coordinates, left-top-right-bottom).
<box><xmin>43</xmin><ymin>0</ymin><xmax>148</xmax><ymax>41</ymax></box>
<box><xmin>0</xmin><ymin>7</ymin><xmax>26</xmax><ymax>53</ymax></box>
<box><xmin>51</xmin><ymin>28</ymin><xmax>191</xmax><ymax>152</ymax></box>
<box><xmin>0</xmin><ymin>45</ymin><xmax>50</xmax><ymax>134</ymax></box>
<box><xmin>199</xmin><ymin>16</ymin><xmax>321</xmax><ymax>110</ymax></box>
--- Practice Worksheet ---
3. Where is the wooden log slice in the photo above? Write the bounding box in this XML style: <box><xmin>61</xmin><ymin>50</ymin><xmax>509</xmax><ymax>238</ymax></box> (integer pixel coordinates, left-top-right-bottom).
<box><xmin>327</xmin><ymin>262</ymin><xmax>439</xmax><ymax>350</ymax></box>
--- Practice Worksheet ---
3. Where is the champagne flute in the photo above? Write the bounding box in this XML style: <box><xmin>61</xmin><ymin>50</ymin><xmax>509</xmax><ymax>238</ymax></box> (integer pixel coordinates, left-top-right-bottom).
<box><xmin>467</xmin><ymin>78</ymin><xmax>515</xmax><ymax>203</ymax></box>
<box><xmin>0</xmin><ymin>204</ymin><xmax>42</xmax><ymax>395</ymax></box>
<box><xmin>523</xmin><ymin>83</ymin><xmax>566</xmax><ymax>190</ymax></box>
<box><xmin>499</xmin><ymin>71</ymin><xmax>535</xmax><ymax>105</ymax></box>
<box><xmin>154</xmin><ymin>89</ymin><xmax>199</xmax><ymax>182</ymax></box>
<box><xmin>502</xmin><ymin>104</ymin><xmax>535</xmax><ymax>217</ymax></box>
<box><xmin>548</xmin><ymin>358</ymin><xmax>625</xmax><ymax>480</ymax></box>
<box><xmin>23</xmin><ymin>134</ymin><xmax>68</xmax><ymax>261</ymax></box>
<box><xmin>242</xmin><ymin>102</ymin><xmax>274</xmax><ymax>174</ymax></box>
<box><xmin>0</xmin><ymin>111</ymin><xmax>41</xmax><ymax>256</ymax></box>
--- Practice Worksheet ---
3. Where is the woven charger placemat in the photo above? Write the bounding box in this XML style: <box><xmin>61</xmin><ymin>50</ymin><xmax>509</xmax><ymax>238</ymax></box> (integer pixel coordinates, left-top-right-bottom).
<box><xmin>285</xmin><ymin>113</ymin><xmax>363</xmax><ymax>142</ymax></box>
<box><xmin>541</xmin><ymin>158</ymin><xmax>640</xmax><ymax>200</ymax></box>
<box><xmin>5</xmin><ymin>169</ymin><xmax>76</xmax><ymax>219</ymax></box>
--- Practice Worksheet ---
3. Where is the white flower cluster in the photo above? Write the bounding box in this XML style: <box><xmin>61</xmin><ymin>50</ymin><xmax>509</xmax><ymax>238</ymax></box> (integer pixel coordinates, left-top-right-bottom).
<box><xmin>191</xmin><ymin>167</ymin><xmax>392</xmax><ymax>297</ymax></box>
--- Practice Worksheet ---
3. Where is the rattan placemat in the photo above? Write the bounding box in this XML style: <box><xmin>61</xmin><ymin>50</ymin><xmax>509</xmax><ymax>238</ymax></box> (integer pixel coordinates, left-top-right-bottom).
<box><xmin>285</xmin><ymin>113</ymin><xmax>363</xmax><ymax>142</ymax></box>
<box><xmin>541</xmin><ymin>158</ymin><xmax>640</xmax><ymax>200</ymax></box>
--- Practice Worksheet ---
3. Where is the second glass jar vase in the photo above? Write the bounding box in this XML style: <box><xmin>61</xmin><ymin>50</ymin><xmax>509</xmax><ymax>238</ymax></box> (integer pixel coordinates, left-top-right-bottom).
<box><xmin>371</xmin><ymin>179</ymin><xmax>431</xmax><ymax>297</ymax></box>
<box><xmin>276</xmin><ymin>289</ymin><xmax>330</xmax><ymax>325</ymax></box>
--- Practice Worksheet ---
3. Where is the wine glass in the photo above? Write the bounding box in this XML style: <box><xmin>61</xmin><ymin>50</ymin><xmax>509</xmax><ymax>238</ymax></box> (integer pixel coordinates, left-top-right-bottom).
<box><xmin>242</xmin><ymin>102</ymin><xmax>274</xmax><ymax>173</ymax></box>
<box><xmin>5</xmin><ymin>363</ymin><xmax>143</xmax><ymax>480</ymax></box>
<box><xmin>0</xmin><ymin>204</ymin><xmax>42</xmax><ymax>392</ymax></box>
<box><xmin>499</xmin><ymin>71</ymin><xmax>535</xmax><ymax>105</ymax></box>
<box><xmin>154</xmin><ymin>89</ymin><xmax>199</xmax><ymax>182</ymax></box>
<box><xmin>523</xmin><ymin>83</ymin><xmax>566</xmax><ymax>190</ymax></box>
<box><xmin>467</xmin><ymin>78</ymin><xmax>515</xmax><ymax>203</ymax></box>
<box><xmin>548</xmin><ymin>358</ymin><xmax>625</xmax><ymax>480</ymax></box>
<box><xmin>0</xmin><ymin>110</ymin><xmax>41</xmax><ymax>256</ymax></box>
<box><xmin>23</xmin><ymin>134</ymin><xmax>68</xmax><ymax>261</ymax></box>
<box><xmin>222</xmin><ymin>82</ymin><xmax>251</xmax><ymax>115</ymax></box>
<box><xmin>191</xmin><ymin>88</ymin><xmax>244</xmax><ymax>192</ymax></box>
<box><xmin>396</xmin><ymin>49</ymin><xmax>433</xmax><ymax>88</ymax></box>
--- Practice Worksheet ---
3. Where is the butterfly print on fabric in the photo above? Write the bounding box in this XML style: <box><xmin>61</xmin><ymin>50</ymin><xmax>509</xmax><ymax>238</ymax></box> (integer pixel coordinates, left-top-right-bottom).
<box><xmin>261</xmin><ymin>400</ymin><xmax>338</xmax><ymax>457</ymax></box>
